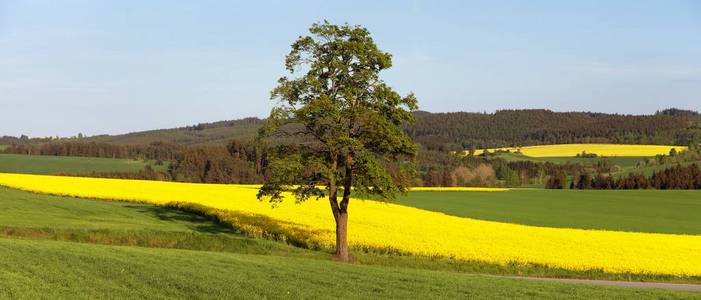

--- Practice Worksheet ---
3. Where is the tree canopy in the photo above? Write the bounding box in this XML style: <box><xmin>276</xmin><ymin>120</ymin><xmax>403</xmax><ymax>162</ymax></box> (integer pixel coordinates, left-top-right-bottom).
<box><xmin>256</xmin><ymin>21</ymin><xmax>418</xmax><ymax>260</ymax></box>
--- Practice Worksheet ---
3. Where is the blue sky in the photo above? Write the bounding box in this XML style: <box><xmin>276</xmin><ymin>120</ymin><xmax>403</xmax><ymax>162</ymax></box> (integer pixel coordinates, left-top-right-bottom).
<box><xmin>1</xmin><ymin>0</ymin><xmax>700</xmax><ymax>137</ymax></box>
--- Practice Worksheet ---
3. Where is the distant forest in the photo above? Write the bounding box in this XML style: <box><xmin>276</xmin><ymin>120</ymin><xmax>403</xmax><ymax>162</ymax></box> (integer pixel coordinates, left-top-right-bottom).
<box><xmin>409</xmin><ymin>108</ymin><xmax>701</xmax><ymax>150</ymax></box>
<box><xmin>4</xmin><ymin>108</ymin><xmax>699</xmax><ymax>149</ymax></box>
<box><xmin>2</xmin><ymin>108</ymin><xmax>701</xmax><ymax>188</ymax></box>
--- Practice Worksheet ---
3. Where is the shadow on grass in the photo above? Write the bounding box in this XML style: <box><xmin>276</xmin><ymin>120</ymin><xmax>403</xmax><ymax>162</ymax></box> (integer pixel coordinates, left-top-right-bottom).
<box><xmin>1</xmin><ymin>186</ymin><xmax>698</xmax><ymax>284</ymax></box>
<box><xmin>122</xmin><ymin>204</ymin><xmax>236</xmax><ymax>234</ymax></box>
<box><xmin>163</xmin><ymin>202</ymin><xmax>333</xmax><ymax>250</ymax></box>
<box><xmin>119</xmin><ymin>201</ymin><xmax>332</xmax><ymax>250</ymax></box>
<box><xmin>0</xmin><ymin>225</ymin><xmax>324</xmax><ymax>258</ymax></box>
<box><xmin>159</xmin><ymin>202</ymin><xmax>701</xmax><ymax>285</ymax></box>
<box><xmin>1</xmin><ymin>200</ymin><xmax>700</xmax><ymax>284</ymax></box>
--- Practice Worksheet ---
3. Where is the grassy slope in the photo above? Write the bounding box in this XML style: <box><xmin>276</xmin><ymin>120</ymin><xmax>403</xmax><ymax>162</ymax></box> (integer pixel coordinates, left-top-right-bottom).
<box><xmin>0</xmin><ymin>186</ymin><xmax>319</xmax><ymax>257</ymax></box>
<box><xmin>491</xmin><ymin>152</ymin><xmax>701</xmax><ymax>182</ymax></box>
<box><xmin>0</xmin><ymin>188</ymin><xmax>697</xmax><ymax>299</ymax></box>
<box><xmin>397</xmin><ymin>189</ymin><xmax>701</xmax><ymax>235</ymax></box>
<box><xmin>86</xmin><ymin>123</ymin><xmax>261</xmax><ymax>145</ymax></box>
<box><xmin>0</xmin><ymin>153</ymin><xmax>165</xmax><ymax>175</ymax></box>
<box><xmin>492</xmin><ymin>152</ymin><xmax>644</xmax><ymax>167</ymax></box>
<box><xmin>611</xmin><ymin>161</ymin><xmax>701</xmax><ymax>178</ymax></box>
<box><xmin>2</xmin><ymin>186</ymin><xmax>700</xmax><ymax>284</ymax></box>
<box><xmin>4</xmin><ymin>239</ymin><xmax>698</xmax><ymax>300</ymax></box>
<box><xmin>0</xmin><ymin>186</ymin><xmax>229</xmax><ymax>231</ymax></box>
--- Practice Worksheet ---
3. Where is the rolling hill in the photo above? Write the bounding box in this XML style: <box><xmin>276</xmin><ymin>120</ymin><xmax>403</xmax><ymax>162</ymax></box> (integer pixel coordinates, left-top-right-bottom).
<box><xmin>52</xmin><ymin>109</ymin><xmax>700</xmax><ymax>148</ymax></box>
<box><xmin>1</xmin><ymin>186</ymin><xmax>699</xmax><ymax>298</ymax></box>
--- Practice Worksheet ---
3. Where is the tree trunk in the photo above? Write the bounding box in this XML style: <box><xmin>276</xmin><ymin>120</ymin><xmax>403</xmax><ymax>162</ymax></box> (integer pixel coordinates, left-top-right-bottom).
<box><xmin>334</xmin><ymin>153</ymin><xmax>353</xmax><ymax>262</ymax></box>
<box><xmin>334</xmin><ymin>211</ymin><xmax>349</xmax><ymax>261</ymax></box>
<box><xmin>328</xmin><ymin>153</ymin><xmax>352</xmax><ymax>262</ymax></box>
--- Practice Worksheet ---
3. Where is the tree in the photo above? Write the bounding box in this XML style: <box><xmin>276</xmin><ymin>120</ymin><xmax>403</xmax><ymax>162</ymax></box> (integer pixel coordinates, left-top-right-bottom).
<box><xmin>575</xmin><ymin>172</ymin><xmax>593</xmax><ymax>189</ymax></box>
<box><xmin>545</xmin><ymin>171</ymin><xmax>566</xmax><ymax>189</ymax></box>
<box><xmin>256</xmin><ymin>21</ymin><xmax>418</xmax><ymax>261</ymax></box>
<box><xmin>467</xmin><ymin>146</ymin><xmax>476</xmax><ymax>157</ymax></box>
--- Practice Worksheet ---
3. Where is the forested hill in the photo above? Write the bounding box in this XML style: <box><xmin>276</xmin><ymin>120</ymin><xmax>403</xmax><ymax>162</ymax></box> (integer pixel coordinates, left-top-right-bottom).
<box><xmin>84</xmin><ymin>118</ymin><xmax>264</xmax><ymax>145</ymax></box>
<box><xmin>6</xmin><ymin>109</ymin><xmax>698</xmax><ymax>149</ymax></box>
<box><xmin>410</xmin><ymin>109</ymin><xmax>701</xmax><ymax>150</ymax></box>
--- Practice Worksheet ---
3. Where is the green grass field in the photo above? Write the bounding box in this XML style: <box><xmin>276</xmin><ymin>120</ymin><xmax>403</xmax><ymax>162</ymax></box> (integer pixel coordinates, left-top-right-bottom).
<box><xmin>0</xmin><ymin>153</ymin><xmax>166</xmax><ymax>175</ymax></box>
<box><xmin>491</xmin><ymin>152</ymin><xmax>645</xmax><ymax>167</ymax></box>
<box><xmin>491</xmin><ymin>152</ymin><xmax>701</xmax><ymax>180</ymax></box>
<box><xmin>0</xmin><ymin>186</ymin><xmax>235</xmax><ymax>232</ymax></box>
<box><xmin>0</xmin><ymin>186</ymin><xmax>320</xmax><ymax>257</ymax></box>
<box><xmin>0</xmin><ymin>187</ymin><xmax>698</xmax><ymax>299</ymax></box>
<box><xmin>611</xmin><ymin>160</ymin><xmax>701</xmax><ymax>178</ymax></box>
<box><xmin>6</xmin><ymin>239</ymin><xmax>699</xmax><ymax>299</ymax></box>
<box><xmin>397</xmin><ymin>189</ymin><xmax>701</xmax><ymax>235</ymax></box>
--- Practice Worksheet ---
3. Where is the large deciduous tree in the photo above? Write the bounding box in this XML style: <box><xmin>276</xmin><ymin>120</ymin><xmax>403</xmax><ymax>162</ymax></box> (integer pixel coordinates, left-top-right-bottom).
<box><xmin>256</xmin><ymin>21</ymin><xmax>418</xmax><ymax>261</ymax></box>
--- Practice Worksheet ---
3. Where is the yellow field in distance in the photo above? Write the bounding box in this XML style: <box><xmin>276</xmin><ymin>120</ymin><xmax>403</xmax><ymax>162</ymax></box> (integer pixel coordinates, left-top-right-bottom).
<box><xmin>0</xmin><ymin>172</ymin><xmax>699</xmax><ymax>277</ymax></box>
<box><xmin>472</xmin><ymin>143</ymin><xmax>687</xmax><ymax>157</ymax></box>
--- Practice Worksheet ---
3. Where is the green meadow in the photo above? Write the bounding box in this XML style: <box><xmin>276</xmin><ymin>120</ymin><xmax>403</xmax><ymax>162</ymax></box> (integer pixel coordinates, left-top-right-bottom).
<box><xmin>398</xmin><ymin>189</ymin><xmax>701</xmax><ymax>235</ymax></box>
<box><xmin>0</xmin><ymin>153</ymin><xmax>165</xmax><ymax>175</ymax></box>
<box><xmin>489</xmin><ymin>152</ymin><xmax>645</xmax><ymax>167</ymax></box>
<box><xmin>0</xmin><ymin>186</ymin><xmax>698</xmax><ymax>299</ymax></box>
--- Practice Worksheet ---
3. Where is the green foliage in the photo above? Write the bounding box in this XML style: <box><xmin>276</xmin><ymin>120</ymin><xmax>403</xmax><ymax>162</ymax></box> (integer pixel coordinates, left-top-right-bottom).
<box><xmin>411</xmin><ymin>109</ymin><xmax>701</xmax><ymax>150</ymax></box>
<box><xmin>167</xmin><ymin>142</ymin><xmax>263</xmax><ymax>184</ymax></box>
<box><xmin>545</xmin><ymin>172</ymin><xmax>567</xmax><ymax>189</ymax></box>
<box><xmin>83</xmin><ymin>118</ymin><xmax>264</xmax><ymax>145</ymax></box>
<box><xmin>10</xmin><ymin>107</ymin><xmax>693</xmax><ymax>151</ymax></box>
<box><xmin>2</xmin><ymin>141</ymin><xmax>183</xmax><ymax>161</ymax></box>
<box><xmin>258</xmin><ymin>21</ymin><xmax>418</xmax><ymax>204</ymax></box>
<box><xmin>567</xmin><ymin>163</ymin><xmax>701</xmax><ymax>190</ymax></box>
<box><xmin>575</xmin><ymin>151</ymin><xmax>598</xmax><ymax>158</ymax></box>
<box><xmin>494</xmin><ymin>160</ymin><xmax>521</xmax><ymax>186</ymax></box>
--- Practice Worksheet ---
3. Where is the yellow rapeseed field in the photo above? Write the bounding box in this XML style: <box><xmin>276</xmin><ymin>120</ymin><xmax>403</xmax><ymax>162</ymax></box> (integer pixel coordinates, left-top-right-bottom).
<box><xmin>473</xmin><ymin>143</ymin><xmax>687</xmax><ymax>157</ymax></box>
<box><xmin>0</xmin><ymin>172</ymin><xmax>699</xmax><ymax>276</ymax></box>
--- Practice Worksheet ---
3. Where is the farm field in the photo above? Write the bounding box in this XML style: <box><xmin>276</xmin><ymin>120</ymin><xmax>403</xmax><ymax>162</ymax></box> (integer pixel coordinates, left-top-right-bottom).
<box><xmin>0</xmin><ymin>153</ymin><xmax>166</xmax><ymax>175</ymax></box>
<box><xmin>398</xmin><ymin>190</ymin><xmax>701</xmax><ymax>234</ymax></box>
<box><xmin>482</xmin><ymin>149</ymin><xmax>701</xmax><ymax>181</ymax></box>
<box><xmin>490</xmin><ymin>152</ymin><xmax>646</xmax><ymax>167</ymax></box>
<box><xmin>5</xmin><ymin>2</ymin><xmax>700</xmax><ymax>298</ymax></box>
<box><xmin>0</xmin><ymin>186</ymin><xmax>323</xmax><ymax>257</ymax></box>
<box><xmin>0</xmin><ymin>187</ymin><xmax>698</xmax><ymax>299</ymax></box>
<box><xmin>0</xmin><ymin>173</ymin><xmax>699</xmax><ymax>278</ymax></box>
<box><xmin>7</xmin><ymin>238</ymin><xmax>698</xmax><ymax>299</ymax></box>
<box><xmin>498</xmin><ymin>152</ymin><xmax>700</xmax><ymax>177</ymax></box>
<box><xmin>0</xmin><ymin>186</ymin><xmax>245</xmax><ymax>233</ymax></box>
<box><xmin>610</xmin><ymin>160</ymin><xmax>701</xmax><ymax>178</ymax></box>
<box><xmin>475</xmin><ymin>144</ymin><xmax>686</xmax><ymax>157</ymax></box>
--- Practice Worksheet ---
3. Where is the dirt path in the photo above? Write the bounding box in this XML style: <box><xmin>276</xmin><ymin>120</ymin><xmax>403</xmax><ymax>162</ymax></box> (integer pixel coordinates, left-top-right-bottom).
<box><xmin>503</xmin><ymin>276</ymin><xmax>701</xmax><ymax>292</ymax></box>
